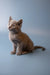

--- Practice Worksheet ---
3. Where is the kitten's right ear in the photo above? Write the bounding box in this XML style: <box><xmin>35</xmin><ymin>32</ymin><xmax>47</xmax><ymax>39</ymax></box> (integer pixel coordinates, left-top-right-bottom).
<box><xmin>9</xmin><ymin>16</ymin><xmax>12</xmax><ymax>25</ymax></box>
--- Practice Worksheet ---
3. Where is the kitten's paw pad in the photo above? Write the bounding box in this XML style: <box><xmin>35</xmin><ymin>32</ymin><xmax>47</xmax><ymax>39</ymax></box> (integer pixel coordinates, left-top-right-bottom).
<box><xmin>16</xmin><ymin>52</ymin><xmax>22</xmax><ymax>55</ymax></box>
<box><xmin>11</xmin><ymin>51</ymin><xmax>16</xmax><ymax>54</ymax></box>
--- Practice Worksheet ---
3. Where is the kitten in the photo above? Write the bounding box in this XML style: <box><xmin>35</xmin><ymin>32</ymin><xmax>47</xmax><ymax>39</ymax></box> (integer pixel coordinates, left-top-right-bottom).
<box><xmin>8</xmin><ymin>16</ymin><xmax>45</xmax><ymax>55</ymax></box>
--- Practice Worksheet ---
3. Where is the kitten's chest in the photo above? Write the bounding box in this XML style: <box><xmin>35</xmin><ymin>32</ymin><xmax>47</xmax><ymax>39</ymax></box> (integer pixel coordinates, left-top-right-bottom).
<box><xmin>9</xmin><ymin>32</ymin><xmax>20</xmax><ymax>43</ymax></box>
<box><xmin>9</xmin><ymin>33</ymin><xmax>15</xmax><ymax>40</ymax></box>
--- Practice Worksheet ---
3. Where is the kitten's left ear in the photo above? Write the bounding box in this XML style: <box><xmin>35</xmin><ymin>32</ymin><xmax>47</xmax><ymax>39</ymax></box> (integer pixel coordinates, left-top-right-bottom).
<box><xmin>18</xmin><ymin>19</ymin><xmax>23</xmax><ymax>25</ymax></box>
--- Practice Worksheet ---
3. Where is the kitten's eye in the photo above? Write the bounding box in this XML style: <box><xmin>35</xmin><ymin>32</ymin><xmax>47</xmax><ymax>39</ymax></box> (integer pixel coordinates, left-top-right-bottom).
<box><xmin>18</xmin><ymin>23</ymin><xmax>20</xmax><ymax>26</ymax></box>
<box><xmin>12</xmin><ymin>24</ymin><xmax>15</xmax><ymax>26</ymax></box>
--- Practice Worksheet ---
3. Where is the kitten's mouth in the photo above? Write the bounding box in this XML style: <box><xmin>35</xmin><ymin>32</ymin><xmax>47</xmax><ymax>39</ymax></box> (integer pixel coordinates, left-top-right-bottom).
<box><xmin>9</xmin><ymin>28</ymin><xmax>19</xmax><ymax>33</ymax></box>
<box><xmin>9</xmin><ymin>28</ymin><xmax>15</xmax><ymax>31</ymax></box>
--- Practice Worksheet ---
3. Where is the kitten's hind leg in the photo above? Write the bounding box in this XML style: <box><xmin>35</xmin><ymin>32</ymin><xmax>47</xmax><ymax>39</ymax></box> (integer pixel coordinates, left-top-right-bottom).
<box><xmin>22</xmin><ymin>50</ymin><xmax>33</xmax><ymax>55</ymax></box>
<box><xmin>22</xmin><ymin>51</ymin><xmax>28</xmax><ymax>54</ymax></box>
<box><xmin>11</xmin><ymin>44</ymin><xmax>17</xmax><ymax>54</ymax></box>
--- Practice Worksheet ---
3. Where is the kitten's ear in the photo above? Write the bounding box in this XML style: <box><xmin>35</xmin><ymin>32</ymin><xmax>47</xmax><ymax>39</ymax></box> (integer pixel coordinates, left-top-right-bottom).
<box><xmin>18</xmin><ymin>19</ymin><xmax>23</xmax><ymax>25</ymax></box>
<box><xmin>9</xmin><ymin>16</ymin><xmax>12</xmax><ymax>22</ymax></box>
<box><xmin>8</xmin><ymin>16</ymin><xmax>12</xmax><ymax>25</ymax></box>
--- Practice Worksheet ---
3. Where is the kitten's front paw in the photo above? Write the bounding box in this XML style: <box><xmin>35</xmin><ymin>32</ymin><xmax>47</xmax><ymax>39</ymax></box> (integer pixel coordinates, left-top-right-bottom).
<box><xmin>11</xmin><ymin>51</ymin><xmax>16</xmax><ymax>54</ymax></box>
<box><xmin>16</xmin><ymin>52</ymin><xmax>22</xmax><ymax>55</ymax></box>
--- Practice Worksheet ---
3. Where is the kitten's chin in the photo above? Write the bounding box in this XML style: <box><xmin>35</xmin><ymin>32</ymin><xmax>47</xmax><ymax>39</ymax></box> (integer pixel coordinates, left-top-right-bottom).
<box><xmin>9</xmin><ymin>30</ymin><xmax>21</xmax><ymax>34</ymax></box>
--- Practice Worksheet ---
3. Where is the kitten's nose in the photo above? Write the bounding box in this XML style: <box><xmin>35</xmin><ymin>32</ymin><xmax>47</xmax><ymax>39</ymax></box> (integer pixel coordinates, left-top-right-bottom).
<box><xmin>9</xmin><ymin>26</ymin><xmax>11</xmax><ymax>29</ymax></box>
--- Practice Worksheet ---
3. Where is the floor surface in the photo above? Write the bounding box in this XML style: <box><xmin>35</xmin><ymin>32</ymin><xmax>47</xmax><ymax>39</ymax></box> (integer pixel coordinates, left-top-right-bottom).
<box><xmin>0</xmin><ymin>34</ymin><xmax>50</xmax><ymax>75</ymax></box>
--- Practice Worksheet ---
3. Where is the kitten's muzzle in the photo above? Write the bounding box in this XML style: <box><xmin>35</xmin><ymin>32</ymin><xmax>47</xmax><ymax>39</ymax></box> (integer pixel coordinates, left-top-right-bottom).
<box><xmin>8</xmin><ymin>26</ymin><xmax>13</xmax><ymax>31</ymax></box>
<box><xmin>8</xmin><ymin>26</ymin><xmax>11</xmax><ymax>29</ymax></box>
<box><xmin>8</xmin><ymin>26</ymin><xmax>14</xmax><ymax>31</ymax></box>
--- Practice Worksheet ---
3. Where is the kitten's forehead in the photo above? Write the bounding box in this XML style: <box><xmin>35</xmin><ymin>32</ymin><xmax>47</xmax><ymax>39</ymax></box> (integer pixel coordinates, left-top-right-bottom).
<box><xmin>10</xmin><ymin>20</ymin><xmax>17</xmax><ymax>25</ymax></box>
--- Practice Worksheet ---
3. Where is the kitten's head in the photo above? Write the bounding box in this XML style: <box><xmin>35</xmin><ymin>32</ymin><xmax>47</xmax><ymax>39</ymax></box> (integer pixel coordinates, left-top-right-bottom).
<box><xmin>8</xmin><ymin>16</ymin><xmax>23</xmax><ymax>33</ymax></box>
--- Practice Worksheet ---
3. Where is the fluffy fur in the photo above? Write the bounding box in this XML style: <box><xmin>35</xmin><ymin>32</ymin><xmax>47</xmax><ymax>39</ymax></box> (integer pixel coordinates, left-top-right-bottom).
<box><xmin>8</xmin><ymin>16</ymin><xmax>45</xmax><ymax>55</ymax></box>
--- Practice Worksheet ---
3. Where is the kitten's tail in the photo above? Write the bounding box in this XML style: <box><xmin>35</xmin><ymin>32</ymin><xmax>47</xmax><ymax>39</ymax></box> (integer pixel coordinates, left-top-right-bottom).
<box><xmin>34</xmin><ymin>46</ymin><xmax>45</xmax><ymax>51</ymax></box>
